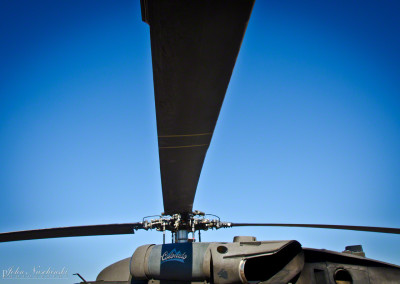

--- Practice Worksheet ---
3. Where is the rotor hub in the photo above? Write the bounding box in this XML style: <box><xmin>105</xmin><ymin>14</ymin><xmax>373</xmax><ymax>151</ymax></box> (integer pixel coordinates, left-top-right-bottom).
<box><xmin>141</xmin><ymin>211</ymin><xmax>232</xmax><ymax>234</ymax></box>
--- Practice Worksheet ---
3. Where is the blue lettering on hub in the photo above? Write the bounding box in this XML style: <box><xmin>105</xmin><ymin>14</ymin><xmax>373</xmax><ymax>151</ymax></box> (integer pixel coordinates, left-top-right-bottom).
<box><xmin>161</xmin><ymin>248</ymin><xmax>187</xmax><ymax>263</ymax></box>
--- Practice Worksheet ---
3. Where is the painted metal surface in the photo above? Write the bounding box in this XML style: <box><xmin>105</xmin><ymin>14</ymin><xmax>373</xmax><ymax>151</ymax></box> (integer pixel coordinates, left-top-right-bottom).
<box><xmin>141</xmin><ymin>0</ymin><xmax>255</xmax><ymax>214</ymax></box>
<box><xmin>92</xmin><ymin>243</ymin><xmax>400</xmax><ymax>283</ymax></box>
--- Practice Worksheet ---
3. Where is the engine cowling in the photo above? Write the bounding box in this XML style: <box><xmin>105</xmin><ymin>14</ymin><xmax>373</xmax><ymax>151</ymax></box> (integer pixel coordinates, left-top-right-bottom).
<box><xmin>130</xmin><ymin>238</ymin><xmax>304</xmax><ymax>283</ymax></box>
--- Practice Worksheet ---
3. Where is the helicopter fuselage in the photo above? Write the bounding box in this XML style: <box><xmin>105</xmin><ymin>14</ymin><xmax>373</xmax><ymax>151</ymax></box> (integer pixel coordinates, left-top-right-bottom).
<box><xmin>87</xmin><ymin>237</ymin><xmax>400</xmax><ymax>284</ymax></box>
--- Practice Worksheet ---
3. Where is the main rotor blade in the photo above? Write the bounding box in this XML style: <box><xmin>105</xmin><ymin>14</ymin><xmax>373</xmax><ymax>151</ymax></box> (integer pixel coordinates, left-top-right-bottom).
<box><xmin>0</xmin><ymin>223</ymin><xmax>143</xmax><ymax>243</ymax></box>
<box><xmin>142</xmin><ymin>0</ymin><xmax>255</xmax><ymax>215</ymax></box>
<box><xmin>230</xmin><ymin>223</ymin><xmax>400</xmax><ymax>234</ymax></box>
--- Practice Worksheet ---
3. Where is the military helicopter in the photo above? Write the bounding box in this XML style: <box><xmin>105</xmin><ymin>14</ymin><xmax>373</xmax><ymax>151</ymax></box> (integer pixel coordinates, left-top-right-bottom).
<box><xmin>1</xmin><ymin>0</ymin><xmax>400</xmax><ymax>283</ymax></box>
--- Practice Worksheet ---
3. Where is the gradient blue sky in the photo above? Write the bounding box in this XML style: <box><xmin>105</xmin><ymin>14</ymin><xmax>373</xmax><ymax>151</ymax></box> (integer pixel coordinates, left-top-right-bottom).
<box><xmin>1</xmin><ymin>0</ymin><xmax>400</xmax><ymax>283</ymax></box>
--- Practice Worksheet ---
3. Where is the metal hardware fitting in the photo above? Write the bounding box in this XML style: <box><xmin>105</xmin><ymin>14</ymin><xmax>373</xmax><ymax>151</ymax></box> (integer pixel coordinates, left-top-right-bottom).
<box><xmin>140</xmin><ymin>211</ymin><xmax>232</xmax><ymax>233</ymax></box>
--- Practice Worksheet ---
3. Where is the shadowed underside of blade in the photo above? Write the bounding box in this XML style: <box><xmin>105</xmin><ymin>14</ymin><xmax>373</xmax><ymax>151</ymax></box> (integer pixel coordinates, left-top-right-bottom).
<box><xmin>0</xmin><ymin>223</ymin><xmax>142</xmax><ymax>243</ymax></box>
<box><xmin>141</xmin><ymin>0</ymin><xmax>255</xmax><ymax>215</ymax></box>
<box><xmin>230</xmin><ymin>223</ymin><xmax>400</xmax><ymax>234</ymax></box>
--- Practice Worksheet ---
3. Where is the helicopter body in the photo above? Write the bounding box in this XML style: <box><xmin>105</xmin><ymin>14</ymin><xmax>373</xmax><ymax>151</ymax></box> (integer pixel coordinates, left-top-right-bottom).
<box><xmin>88</xmin><ymin>238</ymin><xmax>400</xmax><ymax>283</ymax></box>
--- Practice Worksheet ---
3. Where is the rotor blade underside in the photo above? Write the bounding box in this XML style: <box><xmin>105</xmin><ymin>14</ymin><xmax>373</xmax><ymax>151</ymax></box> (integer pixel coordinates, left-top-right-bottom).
<box><xmin>142</xmin><ymin>0</ymin><xmax>255</xmax><ymax>215</ymax></box>
<box><xmin>0</xmin><ymin>223</ymin><xmax>142</xmax><ymax>243</ymax></box>
<box><xmin>231</xmin><ymin>223</ymin><xmax>400</xmax><ymax>234</ymax></box>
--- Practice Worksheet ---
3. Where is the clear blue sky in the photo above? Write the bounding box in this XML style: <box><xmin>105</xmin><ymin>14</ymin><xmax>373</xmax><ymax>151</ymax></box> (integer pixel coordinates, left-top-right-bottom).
<box><xmin>1</xmin><ymin>0</ymin><xmax>400</xmax><ymax>283</ymax></box>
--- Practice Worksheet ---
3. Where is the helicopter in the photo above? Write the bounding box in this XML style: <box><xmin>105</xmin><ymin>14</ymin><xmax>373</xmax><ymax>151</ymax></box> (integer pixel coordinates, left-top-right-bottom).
<box><xmin>1</xmin><ymin>0</ymin><xmax>400</xmax><ymax>283</ymax></box>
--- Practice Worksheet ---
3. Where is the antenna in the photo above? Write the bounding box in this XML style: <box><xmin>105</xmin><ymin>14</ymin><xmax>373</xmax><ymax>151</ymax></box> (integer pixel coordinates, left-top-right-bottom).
<box><xmin>73</xmin><ymin>273</ymin><xmax>87</xmax><ymax>283</ymax></box>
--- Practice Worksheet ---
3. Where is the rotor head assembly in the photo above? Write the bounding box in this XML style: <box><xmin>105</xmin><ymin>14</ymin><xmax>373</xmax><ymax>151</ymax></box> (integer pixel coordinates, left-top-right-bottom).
<box><xmin>141</xmin><ymin>211</ymin><xmax>232</xmax><ymax>243</ymax></box>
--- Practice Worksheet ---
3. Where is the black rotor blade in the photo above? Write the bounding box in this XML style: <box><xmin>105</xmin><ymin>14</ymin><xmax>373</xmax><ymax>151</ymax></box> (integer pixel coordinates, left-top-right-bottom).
<box><xmin>0</xmin><ymin>223</ymin><xmax>143</xmax><ymax>243</ymax></box>
<box><xmin>231</xmin><ymin>223</ymin><xmax>400</xmax><ymax>234</ymax></box>
<box><xmin>142</xmin><ymin>0</ymin><xmax>255</xmax><ymax>215</ymax></box>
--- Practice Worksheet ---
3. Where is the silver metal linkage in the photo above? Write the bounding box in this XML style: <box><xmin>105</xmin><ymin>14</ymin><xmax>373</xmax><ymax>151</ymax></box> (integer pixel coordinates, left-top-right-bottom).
<box><xmin>141</xmin><ymin>211</ymin><xmax>232</xmax><ymax>242</ymax></box>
